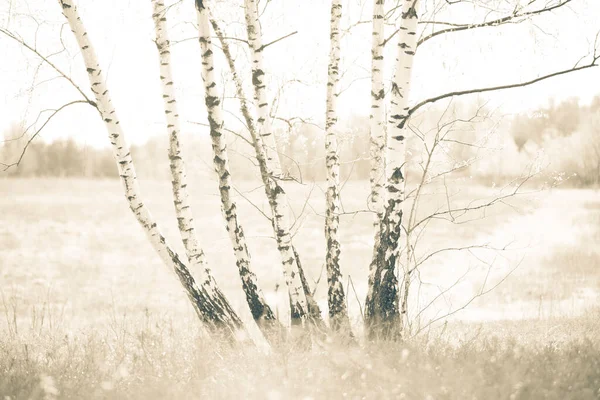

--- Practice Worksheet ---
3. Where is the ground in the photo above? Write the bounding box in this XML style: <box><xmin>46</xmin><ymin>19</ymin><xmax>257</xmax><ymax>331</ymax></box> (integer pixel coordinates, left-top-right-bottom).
<box><xmin>1</xmin><ymin>177</ymin><xmax>599</xmax><ymax>399</ymax></box>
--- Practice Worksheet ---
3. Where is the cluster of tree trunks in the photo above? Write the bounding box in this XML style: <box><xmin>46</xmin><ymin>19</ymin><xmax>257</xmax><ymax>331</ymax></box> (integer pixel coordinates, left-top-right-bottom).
<box><xmin>56</xmin><ymin>0</ymin><xmax>423</xmax><ymax>344</ymax></box>
<box><xmin>58</xmin><ymin>0</ymin><xmax>246</xmax><ymax>342</ymax></box>
<box><xmin>53</xmin><ymin>0</ymin><xmax>595</xmax><ymax>345</ymax></box>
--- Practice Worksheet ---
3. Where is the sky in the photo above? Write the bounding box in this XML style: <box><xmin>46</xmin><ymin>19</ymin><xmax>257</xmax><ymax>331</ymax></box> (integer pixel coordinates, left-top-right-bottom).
<box><xmin>0</xmin><ymin>0</ymin><xmax>599</xmax><ymax>148</ymax></box>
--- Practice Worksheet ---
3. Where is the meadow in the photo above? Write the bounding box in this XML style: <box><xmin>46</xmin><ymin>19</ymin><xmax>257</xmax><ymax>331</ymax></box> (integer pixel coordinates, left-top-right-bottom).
<box><xmin>1</xmin><ymin>177</ymin><xmax>599</xmax><ymax>399</ymax></box>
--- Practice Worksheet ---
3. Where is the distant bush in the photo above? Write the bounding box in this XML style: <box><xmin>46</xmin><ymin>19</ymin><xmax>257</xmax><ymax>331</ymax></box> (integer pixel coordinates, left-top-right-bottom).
<box><xmin>508</xmin><ymin>96</ymin><xmax>600</xmax><ymax>187</ymax></box>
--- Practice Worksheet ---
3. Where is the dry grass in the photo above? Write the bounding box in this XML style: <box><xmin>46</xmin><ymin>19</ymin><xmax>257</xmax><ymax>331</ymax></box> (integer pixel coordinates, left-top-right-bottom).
<box><xmin>1</xmin><ymin>306</ymin><xmax>600</xmax><ymax>399</ymax></box>
<box><xmin>1</xmin><ymin>178</ymin><xmax>599</xmax><ymax>398</ymax></box>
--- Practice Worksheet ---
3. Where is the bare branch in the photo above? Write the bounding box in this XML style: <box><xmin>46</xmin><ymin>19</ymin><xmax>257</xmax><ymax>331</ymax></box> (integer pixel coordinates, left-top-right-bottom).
<box><xmin>410</xmin><ymin>174</ymin><xmax>536</xmax><ymax>232</ymax></box>
<box><xmin>0</xmin><ymin>27</ymin><xmax>97</xmax><ymax>108</ymax></box>
<box><xmin>290</xmin><ymin>182</ymin><xmax>316</xmax><ymax>236</ymax></box>
<box><xmin>348</xmin><ymin>275</ymin><xmax>365</xmax><ymax>322</ymax></box>
<box><xmin>312</xmin><ymin>263</ymin><xmax>325</xmax><ymax>296</ymax></box>
<box><xmin>417</xmin><ymin>0</ymin><xmax>573</xmax><ymax>48</ymax></box>
<box><xmin>1</xmin><ymin>100</ymin><xmax>93</xmax><ymax>171</ymax></box>
<box><xmin>382</xmin><ymin>0</ymin><xmax>573</xmax><ymax>46</ymax></box>
<box><xmin>404</xmin><ymin>55</ymin><xmax>599</xmax><ymax>127</ymax></box>
<box><xmin>172</xmin><ymin>30</ymin><xmax>297</xmax><ymax>52</ymax></box>
<box><xmin>172</xmin><ymin>35</ymin><xmax>248</xmax><ymax>46</ymax></box>
<box><xmin>412</xmin><ymin>258</ymin><xmax>523</xmax><ymax>337</ymax></box>
<box><xmin>188</xmin><ymin>120</ymin><xmax>254</xmax><ymax>147</ymax></box>
<box><xmin>410</xmin><ymin>242</ymin><xmax>517</xmax><ymax>274</ymax></box>
<box><xmin>232</xmin><ymin>185</ymin><xmax>272</xmax><ymax>223</ymax></box>
<box><xmin>260</xmin><ymin>30</ymin><xmax>298</xmax><ymax>51</ymax></box>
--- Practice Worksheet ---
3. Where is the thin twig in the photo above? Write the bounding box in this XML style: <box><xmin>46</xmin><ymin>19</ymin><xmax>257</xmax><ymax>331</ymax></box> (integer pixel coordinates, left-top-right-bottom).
<box><xmin>260</xmin><ymin>31</ymin><xmax>298</xmax><ymax>51</ymax></box>
<box><xmin>348</xmin><ymin>275</ymin><xmax>364</xmax><ymax>322</ymax></box>
<box><xmin>1</xmin><ymin>100</ymin><xmax>94</xmax><ymax>171</ymax></box>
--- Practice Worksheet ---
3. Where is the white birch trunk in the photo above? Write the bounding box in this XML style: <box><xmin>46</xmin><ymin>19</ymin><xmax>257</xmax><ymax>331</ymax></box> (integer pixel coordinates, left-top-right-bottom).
<box><xmin>324</xmin><ymin>0</ymin><xmax>351</xmax><ymax>333</ymax></box>
<box><xmin>365</xmin><ymin>0</ymin><xmax>387</xmax><ymax>326</ymax></box>
<box><xmin>152</xmin><ymin>0</ymin><xmax>206</xmax><ymax>296</ymax></box>
<box><xmin>58</xmin><ymin>0</ymin><xmax>244</xmax><ymax>340</ymax></box>
<box><xmin>193</xmin><ymin>2</ymin><xmax>277</xmax><ymax>330</ymax></box>
<box><xmin>201</xmin><ymin>3</ymin><xmax>310</xmax><ymax>325</ymax></box>
<box><xmin>242</xmin><ymin>2</ymin><xmax>325</xmax><ymax>326</ymax></box>
<box><xmin>369</xmin><ymin>0</ymin><xmax>420</xmax><ymax>339</ymax></box>
<box><xmin>243</xmin><ymin>0</ymin><xmax>281</xmax><ymax>178</ymax></box>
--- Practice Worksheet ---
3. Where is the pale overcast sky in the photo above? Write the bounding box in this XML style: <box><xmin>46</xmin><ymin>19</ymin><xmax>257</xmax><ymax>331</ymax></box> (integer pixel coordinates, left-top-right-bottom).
<box><xmin>0</xmin><ymin>0</ymin><xmax>598</xmax><ymax>148</ymax></box>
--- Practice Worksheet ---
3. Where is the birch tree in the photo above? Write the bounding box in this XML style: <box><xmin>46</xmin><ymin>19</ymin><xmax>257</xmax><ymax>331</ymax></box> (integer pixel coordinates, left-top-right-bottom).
<box><xmin>243</xmin><ymin>0</ymin><xmax>281</xmax><ymax>178</ymax></box>
<box><xmin>153</xmin><ymin>0</ymin><xmax>278</xmax><ymax>335</ymax></box>
<box><xmin>323</xmin><ymin>0</ymin><xmax>352</xmax><ymax>333</ymax></box>
<box><xmin>367</xmin><ymin>0</ymin><xmax>421</xmax><ymax>339</ymax></box>
<box><xmin>201</xmin><ymin>1</ymin><xmax>323</xmax><ymax>329</ymax></box>
<box><xmin>207</xmin><ymin>1</ymin><xmax>326</xmax><ymax>329</ymax></box>
<box><xmin>364</xmin><ymin>0</ymin><xmax>387</xmax><ymax>334</ymax></box>
<box><xmin>58</xmin><ymin>0</ymin><xmax>244</xmax><ymax>341</ymax></box>
<box><xmin>360</xmin><ymin>0</ymin><xmax>600</xmax><ymax>339</ymax></box>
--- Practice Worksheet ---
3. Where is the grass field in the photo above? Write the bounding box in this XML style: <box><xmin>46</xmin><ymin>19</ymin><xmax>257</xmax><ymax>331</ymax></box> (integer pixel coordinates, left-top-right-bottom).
<box><xmin>1</xmin><ymin>177</ymin><xmax>599</xmax><ymax>398</ymax></box>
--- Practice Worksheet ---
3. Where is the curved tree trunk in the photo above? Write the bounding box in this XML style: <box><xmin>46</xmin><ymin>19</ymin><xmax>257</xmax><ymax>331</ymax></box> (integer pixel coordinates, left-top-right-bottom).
<box><xmin>365</xmin><ymin>0</ymin><xmax>387</xmax><ymax>335</ymax></box>
<box><xmin>206</xmin><ymin>5</ymin><xmax>316</xmax><ymax>327</ymax></box>
<box><xmin>324</xmin><ymin>0</ymin><xmax>351</xmax><ymax>334</ymax></box>
<box><xmin>242</xmin><ymin>1</ymin><xmax>327</xmax><ymax>329</ymax></box>
<box><xmin>368</xmin><ymin>0</ymin><xmax>420</xmax><ymax>340</ymax></box>
<box><xmin>193</xmin><ymin>1</ymin><xmax>278</xmax><ymax>334</ymax></box>
<box><xmin>58</xmin><ymin>0</ymin><xmax>244</xmax><ymax>340</ymax></box>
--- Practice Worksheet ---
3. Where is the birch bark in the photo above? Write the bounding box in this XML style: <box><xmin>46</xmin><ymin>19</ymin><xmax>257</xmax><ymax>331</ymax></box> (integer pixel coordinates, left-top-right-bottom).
<box><xmin>242</xmin><ymin>2</ymin><xmax>327</xmax><ymax>327</ymax></box>
<box><xmin>369</xmin><ymin>0</ymin><xmax>420</xmax><ymax>339</ymax></box>
<box><xmin>243</xmin><ymin>0</ymin><xmax>281</xmax><ymax>178</ymax></box>
<box><xmin>204</xmin><ymin>3</ymin><xmax>312</xmax><ymax>325</ymax></box>
<box><xmin>365</xmin><ymin>0</ymin><xmax>387</xmax><ymax>328</ymax></box>
<box><xmin>324</xmin><ymin>0</ymin><xmax>351</xmax><ymax>333</ymax></box>
<box><xmin>59</xmin><ymin>0</ymin><xmax>243</xmax><ymax>340</ymax></box>
<box><xmin>193</xmin><ymin>1</ymin><xmax>278</xmax><ymax>330</ymax></box>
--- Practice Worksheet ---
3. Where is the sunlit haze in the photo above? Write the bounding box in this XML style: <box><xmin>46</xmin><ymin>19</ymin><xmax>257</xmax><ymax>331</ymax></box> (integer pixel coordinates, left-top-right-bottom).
<box><xmin>1</xmin><ymin>0</ymin><xmax>599</xmax><ymax>147</ymax></box>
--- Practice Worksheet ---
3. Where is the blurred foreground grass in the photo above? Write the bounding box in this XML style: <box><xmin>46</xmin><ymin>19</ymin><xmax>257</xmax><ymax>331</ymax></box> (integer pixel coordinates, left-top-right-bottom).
<box><xmin>1</xmin><ymin>307</ymin><xmax>600</xmax><ymax>399</ymax></box>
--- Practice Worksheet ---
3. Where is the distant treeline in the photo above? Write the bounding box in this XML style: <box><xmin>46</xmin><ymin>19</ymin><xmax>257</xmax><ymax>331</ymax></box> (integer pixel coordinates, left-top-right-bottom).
<box><xmin>0</xmin><ymin>133</ymin><xmax>215</xmax><ymax>180</ymax></box>
<box><xmin>2</xmin><ymin>95</ymin><xmax>599</xmax><ymax>186</ymax></box>
<box><xmin>0</xmin><ymin>123</ymin><xmax>372</xmax><ymax>181</ymax></box>
<box><xmin>1</xmin><ymin>136</ymin><xmax>116</xmax><ymax>178</ymax></box>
